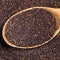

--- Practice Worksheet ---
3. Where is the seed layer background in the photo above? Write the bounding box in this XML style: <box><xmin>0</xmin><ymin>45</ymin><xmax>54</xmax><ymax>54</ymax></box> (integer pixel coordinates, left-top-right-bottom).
<box><xmin>0</xmin><ymin>0</ymin><xmax>60</xmax><ymax>60</ymax></box>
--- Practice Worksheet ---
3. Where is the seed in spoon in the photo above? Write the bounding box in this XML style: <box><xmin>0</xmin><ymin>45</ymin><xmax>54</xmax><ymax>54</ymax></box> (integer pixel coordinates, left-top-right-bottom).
<box><xmin>3</xmin><ymin>8</ymin><xmax>56</xmax><ymax>47</ymax></box>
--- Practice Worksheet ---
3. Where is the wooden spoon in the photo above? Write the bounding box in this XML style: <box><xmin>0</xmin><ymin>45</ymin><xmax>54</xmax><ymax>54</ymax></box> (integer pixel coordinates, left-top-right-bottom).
<box><xmin>2</xmin><ymin>6</ymin><xmax>60</xmax><ymax>49</ymax></box>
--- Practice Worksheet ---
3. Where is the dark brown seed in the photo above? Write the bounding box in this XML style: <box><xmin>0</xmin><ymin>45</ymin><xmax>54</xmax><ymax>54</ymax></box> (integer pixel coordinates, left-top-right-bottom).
<box><xmin>0</xmin><ymin>0</ymin><xmax>60</xmax><ymax>60</ymax></box>
<box><xmin>5</xmin><ymin>8</ymin><xmax>56</xmax><ymax>47</ymax></box>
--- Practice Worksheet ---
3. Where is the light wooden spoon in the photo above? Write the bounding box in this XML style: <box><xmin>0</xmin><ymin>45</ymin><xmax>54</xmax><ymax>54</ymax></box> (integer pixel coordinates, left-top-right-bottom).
<box><xmin>2</xmin><ymin>6</ymin><xmax>60</xmax><ymax>49</ymax></box>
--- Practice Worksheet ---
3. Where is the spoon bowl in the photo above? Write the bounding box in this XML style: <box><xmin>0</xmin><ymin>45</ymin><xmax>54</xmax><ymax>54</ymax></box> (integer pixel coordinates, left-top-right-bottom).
<box><xmin>2</xmin><ymin>6</ymin><xmax>60</xmax><ymax>49</ymax></box>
